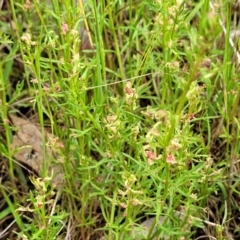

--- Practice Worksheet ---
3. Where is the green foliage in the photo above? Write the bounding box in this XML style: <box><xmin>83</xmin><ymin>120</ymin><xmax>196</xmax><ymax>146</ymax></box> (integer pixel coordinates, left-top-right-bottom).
<box><xmin>0</xmin><ymin>0</ymin><xmax>239</xmax><ymax>239</ymax></box>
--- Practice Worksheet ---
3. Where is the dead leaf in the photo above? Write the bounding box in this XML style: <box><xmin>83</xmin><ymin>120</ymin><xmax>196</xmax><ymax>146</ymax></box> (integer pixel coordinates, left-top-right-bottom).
<box><xmin>10</xmin><ymin>114</ymin><xmax>64</xmax><ymax>189</ymax></box>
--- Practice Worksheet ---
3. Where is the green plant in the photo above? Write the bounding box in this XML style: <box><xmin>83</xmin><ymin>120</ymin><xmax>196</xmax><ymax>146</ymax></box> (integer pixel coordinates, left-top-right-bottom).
<box><xmin>0</xmin><ymin>0</ymin><xmax>239</xmax><ymax>239</ymax></box>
